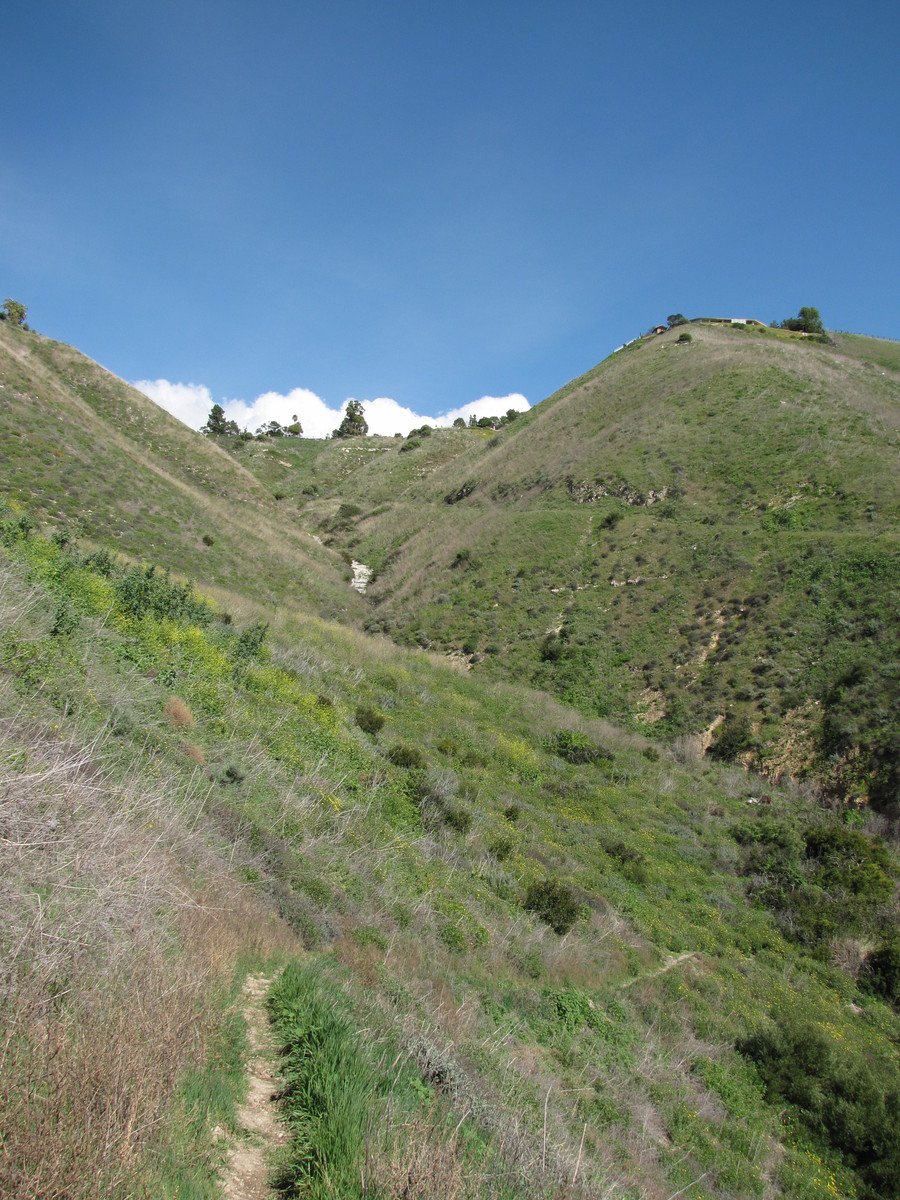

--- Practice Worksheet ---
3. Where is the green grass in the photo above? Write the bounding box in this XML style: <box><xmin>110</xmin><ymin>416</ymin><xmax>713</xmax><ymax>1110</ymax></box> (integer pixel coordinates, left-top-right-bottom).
<box><xmin>267</xmin><ymin>961</ymin><xmax>376</xmax><ymax>1198</ymax></box>
<box><xmin>2</xmin><ymin>509</ymin><xmax>897</xmax><ymax>1199</ymax></box>
<box><xmin>227</xmin><ymin>322</ymin><xmax>899</xmax><ymax>805</ymax></box>
<box><xmin>3</xmin><ymin>314</ymin><xmax>899</xmax><ymax>1199</ymax></box>
<box><xmin>0</xmin><ymin>321</ymin><xmax>361</xmax><ymax>619</ymax></box>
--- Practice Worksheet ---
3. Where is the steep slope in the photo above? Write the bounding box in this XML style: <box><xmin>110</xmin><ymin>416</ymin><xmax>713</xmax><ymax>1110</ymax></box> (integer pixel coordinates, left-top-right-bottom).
<box><xmin>3</xmin><ymin>512</ymin><xmax>897</xmax><ymax>1200</ymax></box>
<box><xmin>2</xmin><ymin>312</ymin><xmax>898</xmax><ymax>1199</ymax></box>
<box><xmin>259</xmin><ymin>323</ymin><xmax>899</xmax><ymax>804</ymax></box>
<box><xmin>0</xmin><ymin>321</ymin><xmax>363</xmax><ymax>620</ymax></box>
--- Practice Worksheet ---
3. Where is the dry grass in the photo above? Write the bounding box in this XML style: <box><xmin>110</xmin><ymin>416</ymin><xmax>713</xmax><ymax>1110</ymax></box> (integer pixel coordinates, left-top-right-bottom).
<box><xmin>0</xmin><ymin>708</ymin><xmax>297</xmax><ymax>1199</ymax></box>
<box><xmin>163</xmin><ymin>694</ymin><xmax>195</xmax><ymax>728</ymax></box>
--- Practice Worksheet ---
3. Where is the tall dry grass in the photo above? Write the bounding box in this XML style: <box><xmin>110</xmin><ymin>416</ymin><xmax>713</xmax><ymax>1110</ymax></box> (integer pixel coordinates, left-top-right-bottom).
<box><xmin>0</xmin><ymin>708</ymin><xmax>297</xmax><ymax>1199</ymax></box>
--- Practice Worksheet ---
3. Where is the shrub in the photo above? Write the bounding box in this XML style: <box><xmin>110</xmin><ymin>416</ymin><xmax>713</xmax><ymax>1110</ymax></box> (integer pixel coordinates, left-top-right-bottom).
<box><xmin>50</xmin><ymin>601</ymin><xmax>78</xmax><ymax>638</ymax></box>
<box><xmin>859</xmin><ymin>938</ymin><xmax>900</xmax><ymax>1007</ymax></box>
<box><xmin>114</xmin><ymin>564</ymin><xmax>214</xmax><ymax>625</ymax></box>
<box><xmin>545</xmin><ymin>986</ymin><xmax>594</xmax><ymax>1029</ymax></box>
<box><xmin>488</xmin><ymin>834</ymin><xmax>514</xmax><ymax>861</ymax></box>
<box><xmin>524</xmin><ymin>878</ymin><xmax>579</xmax><ymax>934</ymax></box>
<box><xmin>201</xmin><ymin>534</ymin><xmax>215</xmax><ymax>546</ymax></box>
<box><xmin>164</xmin><ymin>696</ymin><xmax>194</xmax><ymax>728</ymax></box>
<box><xmin>739</xmin><ymin>1015</ymin><xmax>900</xmax><ymax>1200</ymax></box>
<box><xmin>398</xmin><ymin>439</ymin><xmax>420</xmax><ymax>453</ymax></box>
<box><xmin>676</xmin><ymin>332</ymin><xmax>693</xmax><ymax>344</ymax></box>
<box><xmin>708</xmin><ymin>712</ymin><xmax>754</xmax><ymax>761</ymax></box>
<box><xmin>732</xmin><ymin>814</ymin><xmax>894</xmax><ymax>952</ymax></box>
<box><xmin>231</xmin><ymin>620</ymin><xmax>268</xmax><ymax>661</ymax></box>
<box><xmin>354</xmin><ymin>704</ymin><xmax>385</xmax><ymax>735</ymax></box>
<box><xmin>387</xmin><ymin>743</ymin><xmax>425</xmax><ymax>769</ymax></box>
<box><xmin>439</xmin><ymin>923</ymin><xmax>467</xmax><ymax>952</ymax></box>
<box><xmin>444</xmin><ymin>481</ymin><xmax>474</xmax><ymax>505</ymax></box>
<box><xmin>441</xmin><ymin>803</ymin><xmax>472</xmax><ymax>833</ymax></box>
<box><xmin>504</xmin><ymin>803</ymin><xmax>521</xmax><ymax>822</ymax></box>
<box><xmin>545</xmin><ymin>729</ymin><xmax>612</xmax><ymax>765</ymax></box>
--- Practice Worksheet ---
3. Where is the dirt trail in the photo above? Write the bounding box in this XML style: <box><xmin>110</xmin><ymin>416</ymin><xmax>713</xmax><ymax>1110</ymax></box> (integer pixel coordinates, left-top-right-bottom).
<box><xmin>221</xmin><ymin>974</ymin><xmax>284</xmax><ymax>1200</ymax></box>
<box><xmin>620</xmin><ymin>951</ymin><xmax>697</xmax><ymax>989</ymax></box>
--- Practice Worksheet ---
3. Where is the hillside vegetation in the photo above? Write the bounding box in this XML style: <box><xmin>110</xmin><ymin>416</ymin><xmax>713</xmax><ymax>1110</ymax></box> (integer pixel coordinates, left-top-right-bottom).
<box><xmin>1</xmin><ymin>316</ymin><xmax>897</xmax><ymax>1200</ymax></box>
<box><xmin>228</xmin><ymin>323</ymin><xmax>899</xmax><ymax>808</ymax></box>
<box><xmin>0</xmin><ymin>320</ymin><xmax>362</xmax><ymax>620</ymax></box>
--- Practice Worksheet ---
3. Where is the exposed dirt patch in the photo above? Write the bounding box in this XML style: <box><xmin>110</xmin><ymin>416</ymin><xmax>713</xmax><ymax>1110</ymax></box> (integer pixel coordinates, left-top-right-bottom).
<box><xmin>637</xmin><ymin>686</ymin><xmax>666</xmax><ymax>724</ymax></box>
<box><xmin>221</xmin><ymin>974</ymin><xmax>284</xmax><ymax>1200</ymax></box>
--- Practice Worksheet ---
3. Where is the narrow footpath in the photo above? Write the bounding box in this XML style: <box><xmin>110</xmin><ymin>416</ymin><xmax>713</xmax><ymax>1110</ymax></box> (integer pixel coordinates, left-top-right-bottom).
<box><xmin>221</xmin><ymin>974</ymin><xmax>284</xmax><ymax>1200</ymax></box>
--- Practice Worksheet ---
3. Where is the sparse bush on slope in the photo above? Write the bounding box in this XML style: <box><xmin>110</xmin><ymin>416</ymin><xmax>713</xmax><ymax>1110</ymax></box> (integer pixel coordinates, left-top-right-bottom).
<box><xmin>523</xmin><ymin>878</ymin><xmax>580</xmax><ymax>934</ymax></box>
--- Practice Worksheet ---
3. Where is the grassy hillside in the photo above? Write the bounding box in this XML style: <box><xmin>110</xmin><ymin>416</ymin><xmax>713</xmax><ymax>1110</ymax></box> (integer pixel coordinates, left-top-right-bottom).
<box><xmin>240</xmin><ymin>324</ymin><xmax>899</xmax><ymax>806</ymax></box>
<box><xmin>2</xmin><ymin>317</ymin><xmax>897</xmax><ymax>1200</ymax></box>
<box><xmin>0</xmin><ymin>320</ymin><xmax>363</xmax><ymax>620</ymax></box>
<box><xmin>2</xmin><ymin>506</ymin><xmax>897</xmax><ymax>1200</ymax></box>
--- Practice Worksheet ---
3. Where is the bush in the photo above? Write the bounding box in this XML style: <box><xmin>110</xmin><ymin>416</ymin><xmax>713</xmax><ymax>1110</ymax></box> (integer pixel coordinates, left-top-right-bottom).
<box><xmin>387</xmin><ymin>743</ymin><xmax>425</xmax><ymax>769</ymax></box>
<box><xmin>676</xmin><ymin>331</ymin><xmax>693</xmax><ymax>344</ymax></box>
<box><xmin>354</xmin><ymin>704</ymin><xmax>385</xmax><ymax>735</ymax></box>
<box><xmin>708</xmin><ymin>713</ymin><xmax>754</xmax><ymax>761</ymax></box>
<box><xmin>164</xmin><ymin>696</ymin><xmax>194</xmax><ymax>728</ymax></box>
<box><xmin>859</xmin><ymin>938</ymin><xmax>900</xmax><ymax>1007</ymax></box>
<box><xmin>489</xmin><ymin>834</ymin><xmax>514</xmax><ymax>861</ymax></box>
<box><xmin>524</xmin><ymin>878</ymin><xmax>579</xmax><ymax>934</ymax></box>
<box><xmin>545</xmin><ymin>729</ymin><xmax>612</xmax><ymax>765</ymax></box>
<box><xmin>739</xmin><ymin>1015</ymin><xmax>900</xmax><ymax>1200</ymax></box>
<box><xmin>232</xmin><ymin>620</ymin><xmax>269</xmax><ymax>661</ymax></box>
<box><xmin>441</xmin><ymin>803</ymin><xmax>472</xmax><ymax>833</ymax></box>
<box><xmin>113</xmin><ymin>564</ymin><xmax>214</xmax><ymax>626</ymax></box>
<box><xmin>732</xmin><ymin>814</ymin><xmax>894</xmax><ymax>953</ymax></box>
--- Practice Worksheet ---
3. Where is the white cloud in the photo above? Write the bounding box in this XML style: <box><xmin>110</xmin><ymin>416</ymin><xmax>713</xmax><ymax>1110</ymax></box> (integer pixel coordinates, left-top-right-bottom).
<box><xmin>133</xmin><ymin>379</ymin><xmax>214</xmax><ymax>428</ymax></box>
<box><xmin>132</xmin><ymin>378</ymin><xmax>530</xmax><ymax>438</ymax></box>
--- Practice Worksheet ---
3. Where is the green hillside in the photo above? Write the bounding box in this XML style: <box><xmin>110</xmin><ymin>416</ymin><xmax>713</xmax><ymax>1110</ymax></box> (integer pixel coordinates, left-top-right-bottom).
<box><xmin>2</xmin><ymin>316</ymin><xmax>898</xmax><ymax>1200</ymax></box>
<box><xmin>238</xmin><ymin>323</ymin><xmax>899</xmax><ymax>807</ymax></box>
<box><xmin>0</xmin><ymin>320</ymin><xmax>363</xmax><ymax>621</ymax></box>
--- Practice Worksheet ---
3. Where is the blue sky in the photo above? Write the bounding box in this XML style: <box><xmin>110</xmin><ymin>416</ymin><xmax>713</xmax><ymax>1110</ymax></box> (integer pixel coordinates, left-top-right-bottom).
<box><xmin>2</xmin><ymin>1</ymin><xmax>898</xmax><ymax>433</ymax></box>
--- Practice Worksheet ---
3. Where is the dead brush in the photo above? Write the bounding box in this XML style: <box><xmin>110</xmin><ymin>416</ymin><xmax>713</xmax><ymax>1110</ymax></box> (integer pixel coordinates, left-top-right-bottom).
<box><xmin>0</xmin><ymin>710</ymin><xmax>297</xmax><ymax>1199</ymax></box>
<box><xmin>163</xmin><ymin>695</ymin><xmax>194</xmax><ymax>727</ymax></box>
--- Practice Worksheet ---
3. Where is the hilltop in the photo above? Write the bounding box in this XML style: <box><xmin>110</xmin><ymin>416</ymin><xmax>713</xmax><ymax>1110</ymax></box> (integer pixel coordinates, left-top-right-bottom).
<box><xmin>1</xmin><ymin>313</ymin><xmax>897</xmax><ymax>1200</ymax></box>
<box><xmin>227</xmin><ymin>322</ymin><xmax>899</xmax><ymax>808</ymax></box>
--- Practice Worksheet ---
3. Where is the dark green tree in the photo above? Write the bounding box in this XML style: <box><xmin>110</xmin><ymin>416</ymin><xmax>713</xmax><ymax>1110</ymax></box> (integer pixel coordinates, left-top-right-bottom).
<box><xmin>201</xmin><ymin>403</ymin><xmax>239</xmax><ymax>436</ymax></box>
<box><xmin>781</xmin><ymin>306</ymin><xmax>825</xmax><ymax>334</ymax></box>
<box><xmin>1</xmin><ymin>298</ymin><xmax>27</xmax><ymax>326</ymax></box>
<box><xmin>452</xmin><ymin>417</ymin><xmax>466</xmax><ymax>429</ymax></box>
<box><xmin>667</xmin><ymin>313</ymin><xmax>688</xmax><ymax>328</ymax></box>
<box><xmin>332</xmin><ymin>400</ymin><xmax>368</xmax><ymax>439</ymax></box>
